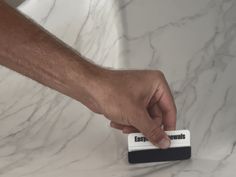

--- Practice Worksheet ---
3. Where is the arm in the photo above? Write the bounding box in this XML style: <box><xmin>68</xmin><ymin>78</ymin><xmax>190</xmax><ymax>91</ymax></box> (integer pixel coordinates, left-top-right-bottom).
<box><xmin>0</xmin><ymin>1</ymin><xmax>102</xmax><ymax>111</ymax></box>
<box><xmin>0</xmin><ymin>1</ymin><xmax>176</xmax><ymax>148</ymax></box>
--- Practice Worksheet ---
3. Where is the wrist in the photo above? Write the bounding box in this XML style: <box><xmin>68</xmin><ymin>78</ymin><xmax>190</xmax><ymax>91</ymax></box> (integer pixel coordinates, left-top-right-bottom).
<box><xmin>65</xmin><ymin>56</ymin><xmax>111</xmax><ymax>113</ymax></box>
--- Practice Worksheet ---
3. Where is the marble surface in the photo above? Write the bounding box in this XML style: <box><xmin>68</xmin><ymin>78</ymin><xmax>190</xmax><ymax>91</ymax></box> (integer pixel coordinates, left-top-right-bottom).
<box><xmin>0</xmin><ymin>0</ymin><xmax>236</xmax><ymax>176</ymax></box>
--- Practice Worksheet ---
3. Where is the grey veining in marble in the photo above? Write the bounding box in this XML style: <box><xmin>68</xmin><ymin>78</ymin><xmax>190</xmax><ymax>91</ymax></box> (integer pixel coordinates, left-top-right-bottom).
<box><xmin>0</xmin><ymin>0</ymin><xmax>236</xmax><ymax>176</ymax></box>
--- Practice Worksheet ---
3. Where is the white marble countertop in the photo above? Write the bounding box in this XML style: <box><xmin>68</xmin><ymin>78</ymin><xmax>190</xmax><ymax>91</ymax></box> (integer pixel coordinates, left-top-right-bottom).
<box><xmin>0</xmin><ymin>0</ymin><xmax>236</xmax><ymax>176</ymax></box>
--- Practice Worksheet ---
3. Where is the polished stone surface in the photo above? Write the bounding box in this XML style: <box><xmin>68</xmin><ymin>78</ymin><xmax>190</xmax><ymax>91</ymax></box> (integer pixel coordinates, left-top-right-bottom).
<box><xmin>0</xmin><ymin>0</ymin><xmax>236</xmax><ymax>176</ymax></box>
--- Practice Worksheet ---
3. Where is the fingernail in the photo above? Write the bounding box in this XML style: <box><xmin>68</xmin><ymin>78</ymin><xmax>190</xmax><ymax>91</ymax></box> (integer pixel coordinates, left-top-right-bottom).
<box><xmin>156</xmin><ymin>137</ymin><xmax>170</xmax><ymax>149</ymax></box>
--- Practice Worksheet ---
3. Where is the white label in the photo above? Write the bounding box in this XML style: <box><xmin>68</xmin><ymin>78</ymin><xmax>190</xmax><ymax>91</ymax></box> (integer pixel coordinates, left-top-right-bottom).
<box><xmin>128</xmin><ymin>130</ymin><xmax>190</xmax><ymax>152</ymax></box>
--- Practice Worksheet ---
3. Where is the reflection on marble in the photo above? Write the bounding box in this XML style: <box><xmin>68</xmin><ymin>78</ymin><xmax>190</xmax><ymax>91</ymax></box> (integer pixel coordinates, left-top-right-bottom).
<box><xmin>0</xmin><ymin>0</ymin><xmax>236</xmax><ymax>176</ymax></box>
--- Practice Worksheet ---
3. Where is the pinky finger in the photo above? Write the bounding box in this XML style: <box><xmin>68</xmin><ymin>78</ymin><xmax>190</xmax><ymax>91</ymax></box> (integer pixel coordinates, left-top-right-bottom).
<box><xmin>122</xmin><ymin>127</ymin><xmax>139</xmax><ymax>134</ymax></box>
<box><xmin>110</xmin><ymin>122</ymin><xmax>139</xmax><ymax>133</ymax></box>
<box><xmin>110</xmin><ymin>122</ymin><xmax>123</xmax><ymax>130</ymax></box>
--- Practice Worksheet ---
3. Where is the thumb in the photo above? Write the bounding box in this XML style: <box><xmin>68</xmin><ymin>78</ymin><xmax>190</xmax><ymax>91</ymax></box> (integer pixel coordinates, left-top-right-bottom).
<box><xmin>132</xmin><ymin>110</ymin><xmax>171</xmax><ymax>149</ymax></box>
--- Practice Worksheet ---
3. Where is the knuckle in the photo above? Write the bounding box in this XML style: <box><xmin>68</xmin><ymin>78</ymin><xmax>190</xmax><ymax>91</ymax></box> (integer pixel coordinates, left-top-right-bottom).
<box><xmin>156</xmin><ymin>70</ymin><xmax>165</xmax><ymax>78</ymax></box>
<box><xmin>153</xmin><ymin>70</ymin><xmax>166</xmax><ymax>85</ymax></box>
<box><xmin>120</xmin><ymin>111</ymin><xmax>131</xmax><ymax>125</ymax></box>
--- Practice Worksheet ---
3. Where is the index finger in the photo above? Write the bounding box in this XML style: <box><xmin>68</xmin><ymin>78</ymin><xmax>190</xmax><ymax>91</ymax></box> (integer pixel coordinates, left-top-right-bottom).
<box><xmin>155</xmin><ymin>76</ymin><xmax>176</xmax><ymax>130</ymax></box>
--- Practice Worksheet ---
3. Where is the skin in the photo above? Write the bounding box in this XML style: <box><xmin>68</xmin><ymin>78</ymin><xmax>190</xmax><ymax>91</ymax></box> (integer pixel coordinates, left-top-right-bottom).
<box><xmin>0</xmin><ymin>1</ymin><xmax>176</xmax><ymax>149</ymax></box>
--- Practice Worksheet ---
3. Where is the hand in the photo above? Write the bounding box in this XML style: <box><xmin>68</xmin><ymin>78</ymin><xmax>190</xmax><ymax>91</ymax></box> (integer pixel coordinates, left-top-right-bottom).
<box><xmin>89</xmin><ymin>69</ymin><xmax>176</xmax><ymax>149</ymax></box>
<box><xmin>0</xmin><ymin>1</ymin><xmax>175</xmax><ymax>149</ymax></box>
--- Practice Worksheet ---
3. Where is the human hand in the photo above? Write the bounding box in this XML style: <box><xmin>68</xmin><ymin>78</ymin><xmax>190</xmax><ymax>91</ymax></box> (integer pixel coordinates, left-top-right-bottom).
<box><xmin>90</xmin><ymin>69</ymin><xmax>176</xmax><ymax>149</ymax></box>
<box><xmin>0</xmin><ymin>1</ymin><xmax>176</xmax><ymax>149</ymax></box>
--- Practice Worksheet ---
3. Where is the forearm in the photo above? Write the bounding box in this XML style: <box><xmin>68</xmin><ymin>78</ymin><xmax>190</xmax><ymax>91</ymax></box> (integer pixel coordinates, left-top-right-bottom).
<box><xmin>0</xmin><ymin>2</ymin><xmax>177</xmax><ymax>148</ymax></box>
<box><xmin>0</xmin><ymin>2</ymin><xmax>104</xmax><ymax>107</ymax></box>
